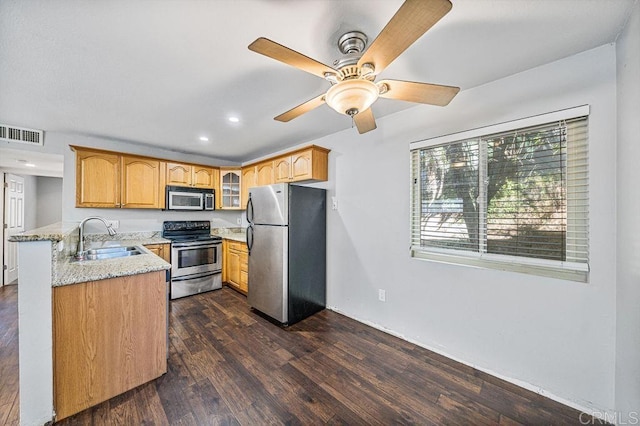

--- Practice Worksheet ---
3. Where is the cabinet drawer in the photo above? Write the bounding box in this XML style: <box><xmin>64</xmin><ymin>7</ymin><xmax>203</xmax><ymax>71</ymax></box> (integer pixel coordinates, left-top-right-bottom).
<box><xmin>228</xmin><ymin>240</ymin><xmax>247</xmax><ymax>252</ymax></box>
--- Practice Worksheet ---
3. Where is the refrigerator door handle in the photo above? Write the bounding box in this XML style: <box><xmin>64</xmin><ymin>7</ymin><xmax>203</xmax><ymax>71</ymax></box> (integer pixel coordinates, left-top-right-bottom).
<box><xmin>246</xmin><ymin>225</ymin><xmax>254</xmax><ymax>255</ymax></box>
<box><xmin>246</xmin><ymin>194</ymin><xmax>254</xmax><ymax>224</ymax></box>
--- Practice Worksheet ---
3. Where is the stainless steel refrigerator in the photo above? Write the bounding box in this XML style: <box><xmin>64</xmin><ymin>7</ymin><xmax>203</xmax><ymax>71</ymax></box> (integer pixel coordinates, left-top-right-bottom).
<box><xmin>246</xmin><ymin>183</ymin><xmax>326</xmax><ymax>325</ymax></box>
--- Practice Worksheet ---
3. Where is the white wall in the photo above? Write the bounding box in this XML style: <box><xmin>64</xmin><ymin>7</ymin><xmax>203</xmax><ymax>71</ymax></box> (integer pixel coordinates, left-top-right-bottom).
<box><xmin>304</xmin><ymin>44</ymin><xmax>619</xmax><ymax>414</ymax></box>
<box><xmin>616</xmin><ymin>0</ymin><xmax>640</xmax><ymax>421</ymax></box>
<box><xmin>36</xmin><ymin>176</ymin><xmax>63</xmax><ymax>228</ymax></box>
<box><xmin>21</xmin><ymin>175</ymin><xmax>38</xmax><ymax>232</ymax></box>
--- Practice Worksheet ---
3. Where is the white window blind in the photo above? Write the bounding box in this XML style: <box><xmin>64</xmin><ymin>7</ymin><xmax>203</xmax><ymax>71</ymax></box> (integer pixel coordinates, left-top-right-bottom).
<box><xmin>410</xmin><ymin>107</ymin><xmax>589</xmax><ymax>282</ymax></box>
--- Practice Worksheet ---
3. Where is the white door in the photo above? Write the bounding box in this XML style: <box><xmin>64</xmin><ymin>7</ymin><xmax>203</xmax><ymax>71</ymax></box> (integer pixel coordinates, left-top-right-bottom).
<box><xmin>3</xmin><ymin>174</ymin><xmax>24</xmax><ymax>285</ymax></box>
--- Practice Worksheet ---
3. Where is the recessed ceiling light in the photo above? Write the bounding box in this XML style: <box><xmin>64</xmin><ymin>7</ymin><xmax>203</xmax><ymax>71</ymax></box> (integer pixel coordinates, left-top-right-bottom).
<box><xmin>228</xmin><ymin>116</ymin><xmax>240</xmax><ymax>123</ymax></box>
<box><xmin>25</xmin><ymin>163</ymin><xmax>36</xmax><ymax>167</ymax></box>
<box><xmin>199</xmin><ymin>136</ymin><xmax>209</xmax><ymax>142</ymax></box>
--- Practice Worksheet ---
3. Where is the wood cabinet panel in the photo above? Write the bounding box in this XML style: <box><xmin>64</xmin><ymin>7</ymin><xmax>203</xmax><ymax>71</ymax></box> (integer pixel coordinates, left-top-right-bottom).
<box><xmin>224</xmin><ymin>240</ymin><xmax>248</xmax><ymax>294</ymax></box>
<box><xmin>256</xmin><ymin>161</ymin><xmax>274</xmax><ymax>186</ymax></box>
<box><xmin>273</xmin><ymin>157</ymin><xmax>291</xmax><ymax>183</ymax></box>
<box><xmin>291</xmin><ymin>150</ymin><xmax>312</xmax><ymax>180</ymax></box>
<box><xmin>121</xmin><ymin>156</ymin><xmax>164</xmax><ymax>209</ymax></box>
<box><xmin>192</xmin><ymin>166</ymin><xmax>215</xmax><ymax>189</ymax></box>
<box><xmin>241</xmin><ymin>166</ymin><xmax>256</xmax><ymax>209</ymax></box>
<box><xmin>219</xmin><ymin>168</ymin><xmax>242</xmax><ymax>209</ymax></box>
<box><xmin>166</xmin><ymin>162</ymin><xmax>192</xmax><ymax>186</ymax></box>
<box><xmin>144</xmin><ymin>243</ymin><xmax>171</xmax><ymax>262</ymax></box>
<box><xmin>53</xmin><ymin>271</ymin><xmax>167</xmax><ymax>421</ymax></box>
<box><xmin>76</xmin><ymin>151</ymin><xmax>120</xmax><ymax>208</ymax></box>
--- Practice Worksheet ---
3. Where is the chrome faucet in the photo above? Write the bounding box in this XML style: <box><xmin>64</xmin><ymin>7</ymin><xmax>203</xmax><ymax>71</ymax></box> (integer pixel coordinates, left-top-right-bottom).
<box><xmin>75</xmin><ymin>216</ymin><xmax>117</xmax><ymax>259</ymax></box>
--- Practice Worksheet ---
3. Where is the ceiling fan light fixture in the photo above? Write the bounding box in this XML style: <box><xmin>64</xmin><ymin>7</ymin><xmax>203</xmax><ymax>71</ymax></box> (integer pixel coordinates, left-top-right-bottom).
<box><xmin>325</xmin><ymin>79</ymin><xmax>379</xmax><ymax>116</ymax></box>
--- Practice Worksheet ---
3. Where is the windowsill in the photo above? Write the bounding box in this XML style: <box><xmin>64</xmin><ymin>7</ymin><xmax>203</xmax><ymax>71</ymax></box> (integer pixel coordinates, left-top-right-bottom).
<box><xmin>411</xmin><ymin>249</ymin><xmax>589</xmax><ymax>283</ymax></box>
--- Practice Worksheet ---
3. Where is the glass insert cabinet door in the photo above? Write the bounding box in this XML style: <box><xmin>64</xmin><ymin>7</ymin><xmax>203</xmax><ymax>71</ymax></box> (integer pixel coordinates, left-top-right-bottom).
<box><xmin>220</xmin><ymin>169</ymin><xmax>241</xmax><ymax>209</ymax></box>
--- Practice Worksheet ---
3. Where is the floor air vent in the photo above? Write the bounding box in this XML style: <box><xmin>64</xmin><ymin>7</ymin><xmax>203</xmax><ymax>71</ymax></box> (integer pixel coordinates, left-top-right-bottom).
<box><xmin>0</xmin><ymin>124</ymin><xmax>44</xmax><ymax>146</ymax></box>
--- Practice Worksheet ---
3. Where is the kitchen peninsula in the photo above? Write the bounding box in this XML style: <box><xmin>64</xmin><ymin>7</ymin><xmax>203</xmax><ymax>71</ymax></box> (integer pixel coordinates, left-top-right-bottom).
<box><xmin>10</xmin><ymin>222</ymin><xmax>171</xmax><ymax>424</ymax></box>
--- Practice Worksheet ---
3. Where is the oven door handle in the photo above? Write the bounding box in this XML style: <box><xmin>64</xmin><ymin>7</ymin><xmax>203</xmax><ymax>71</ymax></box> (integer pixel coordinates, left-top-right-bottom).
<box><xmin>171</xmin><ymin>241</ymin><xmax>221</xmax><ymax>249</ymax></box>
<box><xmin>171</xmin><ymin>271</ymin><xmax>220</xmax><ymax>282</ymax></box>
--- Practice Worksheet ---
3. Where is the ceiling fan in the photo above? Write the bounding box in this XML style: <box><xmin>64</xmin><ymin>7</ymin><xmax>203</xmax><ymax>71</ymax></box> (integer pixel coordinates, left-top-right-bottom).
<box><xmin>248</xmin><ymin>0</ymin><xmax>460</xmax><ymax>134</ymax></box>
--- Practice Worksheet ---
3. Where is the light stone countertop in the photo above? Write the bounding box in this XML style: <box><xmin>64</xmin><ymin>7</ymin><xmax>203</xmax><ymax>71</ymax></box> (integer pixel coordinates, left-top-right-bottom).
<box><xmin>54</xmin><ymin>246</ymin><xmax>170</xmax><ymax>286</ymax></box>
<box><xmin>53</xmin><ymin>234</ymin><xmax>172</xmax><ymax>286</ymax></box>
<box><xmin>8</xmin><ymin>221</ymin><xmax>78</xmax><ymax>243</ymax></box>
<box><xmin>10</xmin><ymin>222</ymin><xmax>172</xmax><ymax>287</ymax></box>
<box><xmin>211</xmin><ymin>227</ymin><xmax>247</xmax><ymax>243</ymax></box>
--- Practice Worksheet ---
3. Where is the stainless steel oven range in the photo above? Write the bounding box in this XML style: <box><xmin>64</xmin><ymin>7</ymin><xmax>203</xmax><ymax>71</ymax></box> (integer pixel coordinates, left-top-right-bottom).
<box><xmin>162</xmin><ymin>220</ymin><xmax>222</xmax><ymax>299</ymax></box>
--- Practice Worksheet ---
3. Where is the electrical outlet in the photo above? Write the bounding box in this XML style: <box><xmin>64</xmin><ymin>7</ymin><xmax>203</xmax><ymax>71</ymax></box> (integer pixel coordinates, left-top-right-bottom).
<box><xmin>106</xmin><ymin>220</ymin><xmax>119</xmax><ymax>229</ymax></box>
<box><xmin>331</xmin><ymin>196</ymin><xmax>338</xmax><ymax>210</ymax></box>
<box><xmin>236</xmin><ymin>217</ymin><xmax>242</xmax><ymax>225</ymax></box>
<box><xmin>378</xmin><ymin>289</ymin><xmax>386</xmax><ymax>302</ymax></box>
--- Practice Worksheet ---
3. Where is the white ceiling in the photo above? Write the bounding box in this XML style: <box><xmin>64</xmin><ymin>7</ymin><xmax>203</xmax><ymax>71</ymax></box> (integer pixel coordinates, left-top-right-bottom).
<box><xmin>0</xmin><ymin>147</ymin><xmax>63</xmax><ymax>178</ymax></box>
<box><xmin>0</xmin><ymin>0</ymin><xmax>634</xmax><ymax>164</ymax></box>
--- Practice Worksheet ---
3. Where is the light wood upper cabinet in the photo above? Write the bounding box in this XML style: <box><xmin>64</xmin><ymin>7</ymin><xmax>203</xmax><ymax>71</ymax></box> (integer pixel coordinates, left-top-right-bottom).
<box><xmin>166</xmin><ymin>162</ymin><xmax>192</xmax><ymax>186</ymax></box>
<box><xmin>241</xmin><ymin>166</ymin><xmax>256</xmax><ymax>209</ymax></box>
<box><xmin>121</xmin><ymin>156</ymin><xmax>164</xmax><ymax>209</ymax></box>
<box><xmin>273</xmin><ymin>146</ymin><xmax>329</xmax><ymax>183</ymax></box>
<box><xmin>291</xmin><ymin>150</ymin><xmax>314</xmax><ymax>180</ymax></box>
<box><xmin>76</xmin><ymin>150</ymin><xmax>121</xmax><ymax>208</ymax></box>
<box><xmin>74</xmin><ymin>147</ymin><xmax>164</xmax><ymax>209</ymax></box>
<box><xmin>274</xmin><ymin>157</ymin><xmax>291</xmax><ymax>183</ymax></box>
<box><xmin>73</xmin><ymin>144</ymin><xmax>328</xmax><ymax>210</ymax></box>
<box><xmin>256</xmin><ymin>161</ymin><xmax>274</xmax><ymax>186</ymax></box>
<box><xmin>193</xmin><ymin>165</ymin><xmax>216</xmax><ymax>189</ymax></box>
<box><xmin>219</xmin><ymin>168</ymin><xmax>242</xmax><ymax>209</ymax></box>
<box><xmin>166</xmin><ymin>162</ymin><xmax>215</xmax><ymax>189</ymax></box>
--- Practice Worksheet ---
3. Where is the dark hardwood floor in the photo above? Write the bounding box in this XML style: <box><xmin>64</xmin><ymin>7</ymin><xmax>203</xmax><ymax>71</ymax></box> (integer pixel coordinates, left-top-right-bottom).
<box><xmin>0</xmin><ymin>284</ymin><xmax>19</xmax><ymax>426</ymax></box>
<box><xmin>0</xmin><ymin>284</ymin><xmax>604</xmax><ymax>425</ymax></box>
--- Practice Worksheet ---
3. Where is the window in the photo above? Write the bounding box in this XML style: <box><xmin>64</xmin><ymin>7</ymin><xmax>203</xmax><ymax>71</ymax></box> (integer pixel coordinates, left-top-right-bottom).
<box><xmin>410</xmin><ymin>106</ymin><xmax>589</xmax><ymax>282</ymax></box>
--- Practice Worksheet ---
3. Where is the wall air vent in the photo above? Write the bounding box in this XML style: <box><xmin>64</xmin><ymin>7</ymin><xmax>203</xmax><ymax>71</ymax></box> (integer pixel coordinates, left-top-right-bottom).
<box><xmin>0</xmin><ymin>123</ymin><xmax>44</xmax><ymax>146</ymax></box>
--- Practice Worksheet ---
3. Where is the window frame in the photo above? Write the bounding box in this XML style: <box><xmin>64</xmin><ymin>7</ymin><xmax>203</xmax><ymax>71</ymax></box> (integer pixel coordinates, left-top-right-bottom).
<box><xmin>409</xmin><ymin>105</ymin><xmax>590</xmax><ymax>283</ymax></box>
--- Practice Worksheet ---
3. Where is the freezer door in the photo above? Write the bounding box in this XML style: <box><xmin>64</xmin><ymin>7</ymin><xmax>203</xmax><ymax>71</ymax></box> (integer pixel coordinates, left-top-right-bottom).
<box><xmin>248</xmin><ymin>183</ymin><xmax>288</xmax><ymax>225</ymax></box>
<box><xmin>247</xmin><ymin>224</ymin><xmax>288</xmax><ymax>323</ymax></box>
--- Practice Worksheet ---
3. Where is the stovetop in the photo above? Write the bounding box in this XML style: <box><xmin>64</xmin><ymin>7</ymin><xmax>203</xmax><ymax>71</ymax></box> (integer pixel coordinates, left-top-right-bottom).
<box><xmin>162</xmin><ymin>220</ymin><xmax>220</xmax><ymax>242</ymax></box>
<box><xmin>167</xmin><ymin>235</ymin><xmax>222</xmax><ymax>243</ymax></box>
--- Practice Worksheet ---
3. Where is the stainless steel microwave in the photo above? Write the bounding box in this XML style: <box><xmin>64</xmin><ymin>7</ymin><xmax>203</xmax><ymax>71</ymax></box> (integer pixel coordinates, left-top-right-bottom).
<box><xmin>166</xmin><ymin>186</ymin><xmax>215</xmax><ymax>210</ymax></box>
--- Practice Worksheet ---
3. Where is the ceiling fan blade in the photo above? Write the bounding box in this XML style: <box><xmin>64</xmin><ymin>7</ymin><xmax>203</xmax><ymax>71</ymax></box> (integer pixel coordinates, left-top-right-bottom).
<box><xmin>378</xmin><ymin>79</ymin><xmax>459</xmax><ymax>106</ymax></box>
<box><xmin>274</xmin><ymin>93</ymin><xmax>326</xmax><ymax>122</ymax></box>
<box><xmin>249</xmin><ymin>37</ymin><xmax>337</xmax><ymax>79</ymax></box>
<box><xmin>358</xmin><ymin>0</ymin><xmax>452</xmax><ymax>74</ymax></box>
<box><xmin>354</xmin><ymin>108</ymin><xmax>377</xmax><ymax>134</ymax></box>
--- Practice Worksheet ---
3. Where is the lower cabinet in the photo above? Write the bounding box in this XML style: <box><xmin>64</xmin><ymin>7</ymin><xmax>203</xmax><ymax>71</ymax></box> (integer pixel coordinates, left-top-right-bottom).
<box><xmin>223</xmin><ymin>239</ymin><xmax>248</xmax><ymax>294</ymax></box>
<box><xmin>52</xmin><ymin>271</ymin><xmax>167</xmax><ymax>421</ymax></box>
<box><xmin>144</xmin><ymin>243</ymin><xmax>171</xmax><ymax>262</ymax></box>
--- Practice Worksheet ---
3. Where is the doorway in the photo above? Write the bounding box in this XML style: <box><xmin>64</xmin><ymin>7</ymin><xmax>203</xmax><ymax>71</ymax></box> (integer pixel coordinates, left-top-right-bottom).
<box><xmin>3</xmin><ymin>174</ymin><xmax>24</xmax><ymax>285</ymax></box>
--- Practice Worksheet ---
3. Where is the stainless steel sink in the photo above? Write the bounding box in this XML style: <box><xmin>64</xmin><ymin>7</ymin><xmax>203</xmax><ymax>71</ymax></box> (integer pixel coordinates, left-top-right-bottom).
<box><xmin>75</xmin><ymin>246</ymin><xmax>143</xmax><ymax>261</ymax></box>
